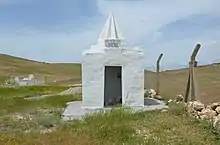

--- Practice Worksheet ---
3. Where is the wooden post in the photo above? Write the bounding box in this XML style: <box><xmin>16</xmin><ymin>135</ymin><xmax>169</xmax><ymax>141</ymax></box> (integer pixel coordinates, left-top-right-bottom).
<box><xmin>184</xmin><ymin>44</ymin><xmax>201</xmax><ymax>102</ymax></box>
<box><xmin>156</xmin><ymin>53</ymin><xmax>163</xmax><ymax>95</ymax></box>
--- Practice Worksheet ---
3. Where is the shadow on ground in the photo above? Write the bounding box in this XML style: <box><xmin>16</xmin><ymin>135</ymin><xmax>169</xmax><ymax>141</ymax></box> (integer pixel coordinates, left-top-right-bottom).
<box><xmin>144</xmin><ymin>98</ymin><xmax>161</xmax><ymax>105</ymax></box>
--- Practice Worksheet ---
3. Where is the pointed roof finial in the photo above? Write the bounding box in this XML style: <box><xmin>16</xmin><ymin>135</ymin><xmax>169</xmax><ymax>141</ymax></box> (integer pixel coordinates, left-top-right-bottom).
<box><xmin>97</xmin><ymin>12</ymin><xmax>124</xmax><ymax>44</ymax></box>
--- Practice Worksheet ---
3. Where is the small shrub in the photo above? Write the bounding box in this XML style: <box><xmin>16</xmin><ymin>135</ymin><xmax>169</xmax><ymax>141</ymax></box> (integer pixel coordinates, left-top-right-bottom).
<box><xmin>168</xmin><ymin>102</ymin><xmax>187</xmax><ymax>116</ymax></box>
<box><xmin>36</xmin><ymin>115</ymin><xmax>60</xmax><ymax>129</ymax></box>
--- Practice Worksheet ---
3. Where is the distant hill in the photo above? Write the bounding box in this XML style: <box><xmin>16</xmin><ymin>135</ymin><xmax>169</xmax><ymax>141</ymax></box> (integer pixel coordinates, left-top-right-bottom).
<box><xmin>0</xmin><ymin>53</ymin><xmax>153</xmax><ymax>86</ymax></box>
<box><xmin>1</xmin><ymin>53</ymin><xmax>220</xmax><ymax>104</ymax></box>
<box><xmin>0</xmin><ymin>54</ymin><xmax>81</xmax><ymax>85</ymax></box>
<box><xmin>145</xmin><ymin>63</ymin><xmax>220</xmax><ymax>104</ymax></box>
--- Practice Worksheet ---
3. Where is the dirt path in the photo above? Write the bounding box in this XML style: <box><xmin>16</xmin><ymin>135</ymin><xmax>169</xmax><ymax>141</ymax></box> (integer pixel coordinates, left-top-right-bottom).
<box><xmin>25</xmin><ymin>87</ymin><xmax>82</xmax><ymax>100</ymax></box>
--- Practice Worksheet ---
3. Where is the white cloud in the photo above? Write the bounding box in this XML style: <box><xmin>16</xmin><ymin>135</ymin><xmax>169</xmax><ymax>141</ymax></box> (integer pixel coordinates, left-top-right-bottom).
<box><xmin>97</xmin><ymin>0</ymin><xmax>219</xmax><ymax>42</ymax></box>
<box><xmin>96</xmin><ymin>0</ymin><xmax>220</xmax><ymax>69</ymax></box>
<box><xmin>0</xmin><ymin>24</ymin><xmax>102</xmax><ymax>62</ymax></box>
<box><xmin>0</xmin><ymin>0</ymin><xmax>219</xmax><ymax>69</ymax></box>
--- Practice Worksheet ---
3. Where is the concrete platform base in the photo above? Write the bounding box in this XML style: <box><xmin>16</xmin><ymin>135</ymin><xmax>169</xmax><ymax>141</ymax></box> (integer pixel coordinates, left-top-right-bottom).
<box><xmin>62</xmin><ymin>98</ymin><xmax>168</xmax><ymax>121</ymax></box>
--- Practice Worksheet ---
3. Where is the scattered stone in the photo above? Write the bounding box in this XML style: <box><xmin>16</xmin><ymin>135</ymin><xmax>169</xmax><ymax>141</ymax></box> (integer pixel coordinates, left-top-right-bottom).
<box><xmin>28</xmin><ymin>116</ymin><xmax>33</xmax><ymax>121</ymax></box>
<box><xmin>154</xmin><ymin>95</ymin><xmax>164</xmax><ymax>100</ymax></box>
<box><xmin>41</xmin><ymin>129</ymin><xmax>52</xmax><ymax>134</ymax></box>
<box><xmin>49</xmin><ymin>110</ymin><xmax>54</xmax><ymax>114</ymax></box>
<box><xmin>150</xmin><ymin>89</ymin><xmax>156</xmax><ymax>96</ymax></box>
<box><xmin>211</xmin><ymin>102</ymin><xmax>220</xmax><ymax>110</ymax></box>
<box><xmin>206</xmin><ymin>105</ymin><xmax>212</xmax><ymax>110</ymax></box>
<box><xmin>213</xmin><ymin>115</ymin><xmax>220</xmax><ymax>131</ymax></box>
<box><xmin>168</xmin><ymin>99</ymin><xmax>173</xmax><ymax>103</ymax></box>
<box><xmin>175</xmin><ymin>94</ymin><xmax>184</xmax><ymax>102</ymax></box>
<box><xmin>15</xmin><ymin>114</ymin><xmax>25</xmax><ymax>120</ymax></box>
<box><xmin>144</xmin><ymin>89</ymin><xmax>165</xmax><ymax>101</ymax></box>
<box><xmin>187</xmin><ymin>103</ymin><xmax>200</xmax><ymax>118</ymax></box>
<box><xmin>24</xmin><ymin>130</ymin><xmax>31</xmax><ymax>134</ymax></box>
<box><xmin>11</xmin><ymin>114</ymin><xmax>26</xmax><ymax>121</ymax></box>
<box><xmin>215</xmin><ymin>106</ymin><xmax>220</xmax><ymax>114</ymax></box>
<box><xmin>192</xmin><ymin>101</ymin><xmax>205</xmax><ymax>111</ymax></box>
<box><xmin>161</xmin><ymin>109</ymin><xmax>168</xmax><ymax>112</ymax></box>
<box><xmin>198</xmin><ymin>108</ymin><xmax>217</xmax><ymax>120</ymax></box>
<box><xmin>145</xmin><ymin>89</ymin><xmax>156</xmax><ymax>98</ymax></box>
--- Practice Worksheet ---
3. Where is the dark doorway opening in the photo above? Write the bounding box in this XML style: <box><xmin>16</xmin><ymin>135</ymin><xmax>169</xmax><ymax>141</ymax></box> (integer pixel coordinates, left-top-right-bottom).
<box><xmin>104</xmin><ymin>66</ymin><xmax>122</xmax><ymax>107</ymax></box>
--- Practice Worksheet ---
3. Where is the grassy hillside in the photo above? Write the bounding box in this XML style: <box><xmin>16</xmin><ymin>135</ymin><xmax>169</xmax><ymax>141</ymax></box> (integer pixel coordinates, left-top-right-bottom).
<box><xmin>0</xmin><ymin>54</ymin><xmax>81</xmax><ymax>85</ymax></box>
<box><xmin>1</xmin><ymin>53</ymin><xmax>220</xmax><ymax>104</ymax></box>
<box><xmin>145</xmin><ymin>64</ymin><xmax>220</xmax><ymax>104</ymax></box>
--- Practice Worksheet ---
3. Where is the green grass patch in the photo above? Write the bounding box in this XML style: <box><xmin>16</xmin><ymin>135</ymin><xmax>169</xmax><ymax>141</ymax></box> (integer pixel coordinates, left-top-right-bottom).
<box><xmin>0</xmin><ymin>76</ymin><xmax>9</xmax><ymax>84</ymax></box>
<box><xmin>1</xmin><ymin>104</ymin><xmax>220</xmax><ymax>145</ymax></box>
<box><xmin>0</xmin><ymin>86</ymin><xmax>219</xmax><ymax>144</ymax></box>
<box><xmin>0</xmin><ymin>86</ymin><xmax>68</xmax><ymax>98</ymax></box>
<box><xmin>59</xmin><ymin>106</ymin><xmax>220</xmax><ymax>145</ymax></box>
<box><xmin>0</xmin><ymin>86</ymin><xmax>74</xmax><ymax>115</ymax></box>
<box><xmin>0</xmin><ymin>94</ymin><xmax>80</xmax><ymax>116</ymax></box>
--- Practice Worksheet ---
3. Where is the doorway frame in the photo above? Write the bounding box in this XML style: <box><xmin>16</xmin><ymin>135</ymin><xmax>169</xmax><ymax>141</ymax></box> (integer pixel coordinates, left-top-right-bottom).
<box><xmin>103</xmin><ymin>65</ymin><xmax>123</xmax><ymax>107</ymax></box>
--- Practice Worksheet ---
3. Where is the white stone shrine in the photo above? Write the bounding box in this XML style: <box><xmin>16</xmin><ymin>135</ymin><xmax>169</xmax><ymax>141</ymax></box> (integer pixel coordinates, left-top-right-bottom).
<box><xmin>82</xmin><ymin>12</ymin><xmax>145</xmax><ymax>109</ymax></box>
<box><xmin>62</xmin><ymin>12</ymin><xmax>168</xmax><ymax>120</ymax></box>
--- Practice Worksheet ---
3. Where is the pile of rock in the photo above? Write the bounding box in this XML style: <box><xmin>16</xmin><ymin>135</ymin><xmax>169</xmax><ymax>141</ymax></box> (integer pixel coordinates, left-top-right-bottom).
<box><xmin>167</xmin><ymin>94</ymin><xmax>184</xmax><ymax>104</ymax></box>
<box><xmin>175</xmin><ymin>94</ymin><xmax>184</xmax><ymax>102</ymax></box>
<box><xmin>187</xmin><ymin>101</ymin><xmax>220</xmax><ymax>131</ymax></box>
<box><xmin>144</xmin><ymin>89</ymin><xmax>164</xmax><ymax>100</ymax></box>
<box><xmin>166</xmin><ymin>94</ymin><xmax>220</xmax><ymax>132</ymax></box>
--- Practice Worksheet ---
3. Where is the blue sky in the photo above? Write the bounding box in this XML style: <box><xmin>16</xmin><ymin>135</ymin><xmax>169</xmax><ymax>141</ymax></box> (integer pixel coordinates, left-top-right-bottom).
<box><xmin>0</xmin><ymin>0</ymin><xmax>220</xmax><ymax>70</ymax></box>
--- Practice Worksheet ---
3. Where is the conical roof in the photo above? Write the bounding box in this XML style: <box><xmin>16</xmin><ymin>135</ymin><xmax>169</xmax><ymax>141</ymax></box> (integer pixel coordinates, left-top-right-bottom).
<box><xmin>97</xmin><ymin>12</ymin><xmax>124</xmax><ymax>44</ymax></box>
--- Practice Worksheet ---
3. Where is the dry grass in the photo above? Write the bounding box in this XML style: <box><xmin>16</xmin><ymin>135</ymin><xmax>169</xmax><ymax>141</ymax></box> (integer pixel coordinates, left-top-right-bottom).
<box><xmin>0</xmin><ymin>54</ymin><xmax>81</xmax><ymax>85</ymax></box>
<box><xmin>145</xmin><ymin>64</ymin><xmax>220</xmax><ymax>104</ymax></box>
<box><xmin>1</xmin><ymin>132</ymin><xmax>99</xmax><ymax>145</ymax></box>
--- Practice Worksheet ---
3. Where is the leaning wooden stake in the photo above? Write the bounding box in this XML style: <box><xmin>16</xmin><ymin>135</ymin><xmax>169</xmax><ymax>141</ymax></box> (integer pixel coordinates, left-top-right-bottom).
<box><xmin>156</xmin><ymin>53</ymin><xmax>163</xmax><ymax>95</ymax></box>
<box><xmin>184</xmin><ymin>44</ymin><xmax>201</xmax><ymax>102</ymax></box>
